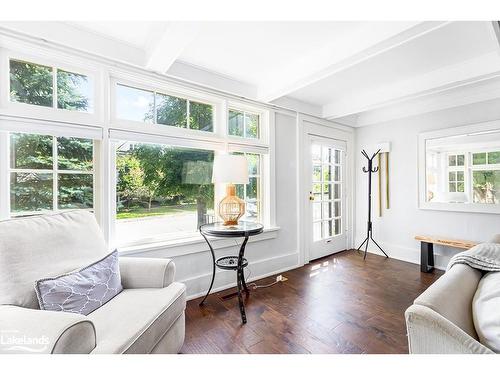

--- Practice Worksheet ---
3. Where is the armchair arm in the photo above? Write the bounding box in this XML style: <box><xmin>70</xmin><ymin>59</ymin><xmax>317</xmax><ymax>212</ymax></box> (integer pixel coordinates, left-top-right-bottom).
<box><xmin>119</xmin><ymin>257</ymin><xmax>176</xmax><ymax>289</ymax></box>
<box><xmin>405</xmin><ymin>304</ymin><xmax>494</xmax><ymax>354</ymax></box>
<box><xmin>0</xmin><ymin>305</ymin><xmax>96</xmax><ymax>354</ymax></box>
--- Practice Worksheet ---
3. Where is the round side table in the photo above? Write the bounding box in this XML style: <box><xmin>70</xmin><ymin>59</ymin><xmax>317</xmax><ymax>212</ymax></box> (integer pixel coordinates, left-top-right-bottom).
<box><xmin>199</xmin><ymin>221</ymin><xmax>264</xmax><ymax>324</ymax></box>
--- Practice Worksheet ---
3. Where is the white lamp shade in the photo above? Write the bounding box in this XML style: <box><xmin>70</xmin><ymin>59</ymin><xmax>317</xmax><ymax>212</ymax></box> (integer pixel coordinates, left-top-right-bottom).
<box><xmin>212</xmin><ymin>154</ymin><xmax>249</xmax><ymax>184</ymax></box>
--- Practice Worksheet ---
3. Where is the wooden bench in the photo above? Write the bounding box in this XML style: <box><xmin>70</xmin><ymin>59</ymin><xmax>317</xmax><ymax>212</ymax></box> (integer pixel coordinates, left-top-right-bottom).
<box><xmin>414</xmin><ymin>235</ymin><xmax>478</xmax><ymax>273</ymax></box>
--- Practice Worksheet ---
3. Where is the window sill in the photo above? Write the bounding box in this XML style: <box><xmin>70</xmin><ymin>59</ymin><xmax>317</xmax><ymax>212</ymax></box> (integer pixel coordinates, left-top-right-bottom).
<box><xmin>118</xmin><ymin>226</ymin><xmax>280</xmax><ymax>257</ymax></box>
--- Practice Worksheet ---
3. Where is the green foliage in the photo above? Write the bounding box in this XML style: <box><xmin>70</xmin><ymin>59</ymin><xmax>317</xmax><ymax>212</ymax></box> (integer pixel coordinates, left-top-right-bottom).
<box><xmin>10</xmin><ymin>60</ymin><xmax>53</xmax><ymax>107</ymax></box>
<box><xmin>57</xmin><ymin>70</ymin><xmax>89</xmax><ymax>111</ymax></box>
<box><xmin>9</xmin><ymin>60</ymin><xmax>89</xmax><ymax>112</ymax></box>
<box><xmin>10</xmin><ymin>133</ymin><xmax>53</xmax><ymax>169</ymax></box>
<box><xmin>57</xmin><ymin>137</ymin><xmax>93</xmax><ymax>170</ymax></box>
<box><xmin>154</xmin><ymin>94</ymin><xmax>187</xmax><ymax>127</ymax></box>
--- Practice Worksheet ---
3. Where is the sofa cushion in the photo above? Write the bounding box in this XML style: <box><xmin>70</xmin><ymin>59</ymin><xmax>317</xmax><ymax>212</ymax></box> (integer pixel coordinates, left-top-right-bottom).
<box><xmin>0</xmin><ymin>211</ymin><xmax>108</xmax><ymax>309</ymax></box>
<box><xmin>35</xmin><ymin>250</ymin><xmax>123</xmax><ymax>315</ymax></box>
<box><xmin>88</xmin><ymin>282</ymin><xmax>186</xmax><ymax>354</ymax></box>
<box><xmin>473</xmin><ymin>271</ymin><xmax>500</xmax><ymax>353</ymax></box>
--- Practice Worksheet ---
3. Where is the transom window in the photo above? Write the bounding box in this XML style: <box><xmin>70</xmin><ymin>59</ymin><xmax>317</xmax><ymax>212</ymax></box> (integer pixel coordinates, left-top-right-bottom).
<box><xmin>9</xmin><ymin>133</ymin><xmax>94</xmax><ymax>215</ymax></box>
<box><xmin>228</xmin><ymin>109</ymin><xmax>260</xmax><ymax>139</ymax></box>
<box><xmin>9</xmin><ymin>59</ymin><xmax>93</xmax><ymax>113</ymax></box>
<box><xmin>116</xmin><ymin>84</ymin><xmax>214</xmax><ymax>132</ymax></box>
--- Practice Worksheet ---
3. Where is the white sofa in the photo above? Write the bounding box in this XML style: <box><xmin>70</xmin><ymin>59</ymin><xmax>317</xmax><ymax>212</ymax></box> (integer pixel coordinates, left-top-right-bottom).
<box><xmin>405</xmin><ymin>264</ymin><xmax>494</xmax><ymax>354</ymax></box>
<box><xmin>0</xmin><ymin>211</ymin><xmax>186</xmax><ymax>354</ymax></box>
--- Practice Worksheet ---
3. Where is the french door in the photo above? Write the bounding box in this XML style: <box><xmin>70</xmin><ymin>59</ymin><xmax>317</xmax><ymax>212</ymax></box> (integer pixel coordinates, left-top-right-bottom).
<box><xmin>307</xmin><ymin>136</ymin><xmax>347</xmax><ymax>260</ymax></box>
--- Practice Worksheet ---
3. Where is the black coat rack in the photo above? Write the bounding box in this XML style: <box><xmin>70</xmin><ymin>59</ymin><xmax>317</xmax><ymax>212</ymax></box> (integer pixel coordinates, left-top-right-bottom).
<box><xmin>357</xmin><ymin>149</ymin><xmax>389</xmax><ymax>260</ymax></box>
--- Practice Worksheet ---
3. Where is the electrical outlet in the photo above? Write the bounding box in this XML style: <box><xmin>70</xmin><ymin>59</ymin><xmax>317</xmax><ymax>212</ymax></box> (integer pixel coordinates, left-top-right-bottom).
<box><xmin>276</xmin><ymin>274</ymin><xmax>288</xmax><ymax>282</ymax></box>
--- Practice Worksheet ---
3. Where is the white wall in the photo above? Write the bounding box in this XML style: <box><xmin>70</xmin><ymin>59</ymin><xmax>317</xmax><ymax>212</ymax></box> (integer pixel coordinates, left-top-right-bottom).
<box><xmin>123</xmin><ymin>111</ymin><xmax>301</xmax><ymax>299</ymax></box>
<box><xmin>354</xmin><ymin>98</ymin><xmax>500</xmax><ymax>269</ymax></box>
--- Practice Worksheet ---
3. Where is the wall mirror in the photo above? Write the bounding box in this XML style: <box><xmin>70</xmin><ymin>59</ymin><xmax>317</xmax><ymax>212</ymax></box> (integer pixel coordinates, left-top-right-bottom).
<box><xmin>419</xmin><ymin>120</ymin><xmax>500</xmax><ymax>214</ymax></box>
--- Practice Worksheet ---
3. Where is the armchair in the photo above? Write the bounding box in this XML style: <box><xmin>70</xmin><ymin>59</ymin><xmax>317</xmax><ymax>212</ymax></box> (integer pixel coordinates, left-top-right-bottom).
<box><xmin>0</xmin><ymin>211</ymin><xmax>186</xmax><ymax>354</ymax></box>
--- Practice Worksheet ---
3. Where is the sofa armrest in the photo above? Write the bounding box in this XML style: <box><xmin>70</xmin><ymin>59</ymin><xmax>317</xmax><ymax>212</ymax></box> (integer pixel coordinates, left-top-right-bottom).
<box><xmin>405</xmin><ymin>304</ymin><xmax>493</xmax><ymax>354</ymax></box>
<box><xmin>0</xmin><ymin>305</ymin><xmax>96</xmax><ymax>354</ymax></box>
<box><xmin>413</xmin><ymin>264</ymin><xmax>482</xmax><ymax>338</ymax></box>
<box><xmin>119</xmin><ymin>257</ymin><xmax>175</xmax><ymax>289</ymax></box>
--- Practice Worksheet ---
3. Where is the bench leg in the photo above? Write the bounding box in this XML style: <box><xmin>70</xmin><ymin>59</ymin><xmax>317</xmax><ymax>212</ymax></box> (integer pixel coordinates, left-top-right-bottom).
<box><xmin>420</xmin><ymin>241</ymin><xmax>434</xmax><ymax>273</ymax></box>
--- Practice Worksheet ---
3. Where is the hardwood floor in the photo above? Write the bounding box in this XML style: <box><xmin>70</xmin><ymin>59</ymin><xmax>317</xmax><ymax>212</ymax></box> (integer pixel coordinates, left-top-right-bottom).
<box><xmin>181</xmin><ymin>250</ymin><xmax>443</xmax><ymax>354</ymax></box>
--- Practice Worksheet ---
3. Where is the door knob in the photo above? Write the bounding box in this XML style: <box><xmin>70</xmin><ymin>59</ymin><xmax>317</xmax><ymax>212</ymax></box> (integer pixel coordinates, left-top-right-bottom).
<box><xmin>309</xmin><ymin>192</ymin><xmax>315</xmax><ymax>201</ymax></box>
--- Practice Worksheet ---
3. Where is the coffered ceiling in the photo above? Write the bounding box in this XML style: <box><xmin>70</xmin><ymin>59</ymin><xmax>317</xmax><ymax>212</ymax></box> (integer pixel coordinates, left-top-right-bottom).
<box><xmin>1</xmin><ymin>21</ymin><xmax>499</xmax><ymax>126</ymax></box>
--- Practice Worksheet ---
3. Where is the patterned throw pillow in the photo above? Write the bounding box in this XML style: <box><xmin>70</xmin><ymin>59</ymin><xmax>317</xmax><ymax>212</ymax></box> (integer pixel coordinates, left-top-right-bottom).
<box><xmin>35</xmin><ymin>250</ymin><xmax>123</xmax><ymax>315</ymax></box>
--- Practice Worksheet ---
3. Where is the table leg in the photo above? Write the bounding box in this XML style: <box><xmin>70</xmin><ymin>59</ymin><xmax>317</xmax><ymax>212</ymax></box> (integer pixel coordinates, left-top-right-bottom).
<box><xmin>420</xmin><ymin>241</ymin><xmax>434</xmax><ymax>273</ymax></box>
<box><xmin>199</xmin><ymin>232</ymin><xmax>216</xmax><ymax>306</ymax></box>
<box><xmin>237</xmin><ymin>236</ymin><xmax>249</xmax><ymax>324</ymax></box>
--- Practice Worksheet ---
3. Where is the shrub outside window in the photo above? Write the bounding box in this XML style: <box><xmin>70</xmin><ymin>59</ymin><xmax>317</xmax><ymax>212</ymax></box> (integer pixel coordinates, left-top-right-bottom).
<box><xmin>232</xmin><ymin>152</ymin><xmax>261</xmax><ymax>222</ymax></box>
<box><xmin>228</xmin><ymin>109</ymin><xmax>260</xmax><ymax>139</ymax></box>
<box><xmin>9</xmin><ymin>59</ymin><xmax>93</xmax><ymax>113</ymax></box>
<box><xmin>9</xmin><ymin>133</ymin><xmax>94</xmax><ymax>215</ymax></box>
<box><xmin>115</xmin><ymin>141</ymin><xmax>215</xmax><ymax>245</ymax></box>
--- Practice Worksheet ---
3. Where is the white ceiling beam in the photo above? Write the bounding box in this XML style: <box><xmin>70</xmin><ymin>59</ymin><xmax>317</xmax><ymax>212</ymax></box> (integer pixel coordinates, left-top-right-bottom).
<box><xmin>145</xmin><ymin>22</ymin><xmax>201</xmax><ymax>74</ymax></box>
<box><xmin>323</xmin><ymin>51</ymin><xmax>500</xmax><ymax>120</ymax></box>
<box><xmin>353</xmin><ymin>75</ymin><xmax>500</xmax><ymax>127</ymax></box>
<box><xmin>258</xmin><ymin>21</ymin><xmax>450</xmax><ymax>103</ymax></box>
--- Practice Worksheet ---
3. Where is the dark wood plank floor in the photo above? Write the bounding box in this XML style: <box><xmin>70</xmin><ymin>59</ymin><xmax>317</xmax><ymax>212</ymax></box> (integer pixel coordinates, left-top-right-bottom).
<box><xmin>181</xmin><ymin>250</ymin><xmax>443</xmax><ymax>354</ymax></box>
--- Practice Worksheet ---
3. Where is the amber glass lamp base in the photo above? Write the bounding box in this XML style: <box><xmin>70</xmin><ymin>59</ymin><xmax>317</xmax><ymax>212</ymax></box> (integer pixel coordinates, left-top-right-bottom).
<box><xmin>218</xmin><ymin>184</ymin><xmax>246</xmax><ymax>226</ymax></box>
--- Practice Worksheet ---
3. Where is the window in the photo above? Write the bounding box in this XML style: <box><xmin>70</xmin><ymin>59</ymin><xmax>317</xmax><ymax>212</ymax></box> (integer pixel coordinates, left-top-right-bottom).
<box><xmin>115</xmin><ymin>141</ymin><xmax>214</xmax><ymax>245</ymax></box>
<box><xmin>9</xmin><ymin>133</ymin><xmax>94</xmax><ymax>215</ymax></box>
<box><xmin>9</xmin><ymin>59</ymin><xmax>93</xmax><ymax>113</ymax></box>
<box><xmin>228</xmin><ymin>109</ymin><xmax>260</xmax><ymax>139</ymax></box>
<box><xmin>471</xmin><ymin>151</ymin><xmax>500</xmax><ymax>204</ymax></box>
<box><xmin>232</xmin><ymin>152</ymin><xmax>262</xmax><ymax>222</ymax></box>
<box><xmin>116</xmin><ymin>84</ymin><xmax>214</xmax><ymax>132</ymax></box>
<box><xmin>448</xmin><ymin>171</ymin><xmax>464</xmax><ymax>192</ymax></box>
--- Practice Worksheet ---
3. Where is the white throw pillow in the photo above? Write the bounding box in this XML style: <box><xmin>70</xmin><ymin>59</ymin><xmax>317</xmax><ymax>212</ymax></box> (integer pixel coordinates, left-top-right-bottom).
<box><xmin>473</xmin><ymin>271</ymin><xmax>500</xmax><ymax>353</ymax></box>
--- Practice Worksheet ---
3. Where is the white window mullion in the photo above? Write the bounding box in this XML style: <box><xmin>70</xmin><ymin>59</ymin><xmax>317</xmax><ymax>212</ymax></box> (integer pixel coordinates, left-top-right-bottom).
<box><xmin>52</xmin><ymin>136</ymin><xmax>58</xmax><ymax>211</ymax></box>
<box><xmin>0</xmin><ymin>132</ymin><xmax>10</xmax><ymax>219</ymax></box>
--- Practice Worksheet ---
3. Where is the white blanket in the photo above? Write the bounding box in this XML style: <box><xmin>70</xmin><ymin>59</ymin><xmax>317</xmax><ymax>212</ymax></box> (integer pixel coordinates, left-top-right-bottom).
<box><xmin>447</xmin><ymin>242</ymin><xmax>500</xmax><ymax>272</ymax></box>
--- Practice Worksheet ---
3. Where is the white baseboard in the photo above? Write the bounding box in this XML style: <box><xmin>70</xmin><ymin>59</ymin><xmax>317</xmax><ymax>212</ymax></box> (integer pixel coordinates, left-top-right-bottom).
<box><xmin>354</xmin><ymin>237</ymin><xmax>451</xmax><ymax>271</ymax></box>
<box><xmin>181</xmin><ymin>251</ymin><xmax>301</xmax><ymax>300</ymax></box>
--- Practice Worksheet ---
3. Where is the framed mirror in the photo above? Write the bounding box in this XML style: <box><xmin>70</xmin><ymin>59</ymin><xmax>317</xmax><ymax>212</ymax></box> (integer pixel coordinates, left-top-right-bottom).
<box><xmin>418</xmin><ymin>120</ymin><xmax>500</xmax><ymax>214</ymax></box>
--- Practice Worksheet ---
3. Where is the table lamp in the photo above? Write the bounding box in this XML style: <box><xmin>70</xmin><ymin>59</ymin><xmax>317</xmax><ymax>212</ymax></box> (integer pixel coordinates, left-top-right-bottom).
<box><xmin>212</xmin><ymin>154</ymin><xmax>249</xmax><ymax>225</ymax></box>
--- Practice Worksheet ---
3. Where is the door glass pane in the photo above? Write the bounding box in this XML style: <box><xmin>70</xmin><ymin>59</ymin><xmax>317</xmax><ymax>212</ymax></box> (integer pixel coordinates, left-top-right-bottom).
<box><xmin>116</xmin><ymin>84</ymin><xmax>154</xmax><ymax>123</ymax></box>
<box><xmin>334</xmin><ymin>166</ymin><xmax>341</xmax><ymax>182</ymax></box>
<box><xmin>58</xmin><ymin>174</ymin><xmax>94</xmax><ymax>209</ymax></box>
<box><xmin>10</xmin><ymin>60</ymin><xmax>53</xmax><ymax>107</ymax></box>
<box><xmin>57</xmin><ymin>70</ymin><xmax>93</xmax><ymax>112</ymax></box>
<box><xmin>312</xmin><ymin>145</ymin><xmax>321</xmax><ymax>162</ymax></box>
<box><xmin>189</xmin><ymin>101</ymin><xmax>213</xmax><ymax>132</ymax></box>
<box><xmin>156</xmin><ymin>93</ymin><xmax>187</xmax><ymax>128</ymax></box>
<box><xmin>10</xmin><ymin>172</ymin><xmax>53</xmax><ymax>212</ymax></box>
<box><xmin>57</xmin><ymin>137</ymin><xmax>93</xmax><ymax>171</ymax></box>
<box><xmin>312</xmin><ymin>165</ymin><xmax>321</xmax><ymax>182</ymax></box>
<box><xmin>334</xmin><ymin>201</ymin><xmax>341</xmax><ymax>217</ymax></box>
<box><xmin>333</xmin><ymin>184</ymin><xmax>341</xmax><ymax>199</ymax></box>
<box><xmin>313</xmin><ymin>222</ymin><xmax>322</xmax><ymax>241</ymax></box>
<box><xmin>322</xmin><ymin>202</ymin><xmax>333</xmax><ymax>219</ymax></box>
<box><xmin>322</xmin><ymin>147</ymin><xmax>331</xmax><ymax>163</ymax></box>
<box><xmin>313</xmin><ymin>203</ymin><xmax>322</xmax><ymax>220</ymax></box>
<box><xmin>322</xmin><ymin>165</ymin><xmax>331</xmax><ymax>181</ymax></box>
<box><xmin>322</xmin><ymin>220</ymin><xmax>333</xmax><ymax>238</ymax></box>
<box><xmin>10</xmin><ymin>133</ymin><xmax>53</xmax><ymax>169</ymax></box>
<box><xmin>334</xmin><ymin>218</ymin><xmax>341</xmax><ymax>235</ymax></box>
<box><xmin>323</xmin><ymin>183</ymin><xmax>332</xmax><ymax>200</ymax></box>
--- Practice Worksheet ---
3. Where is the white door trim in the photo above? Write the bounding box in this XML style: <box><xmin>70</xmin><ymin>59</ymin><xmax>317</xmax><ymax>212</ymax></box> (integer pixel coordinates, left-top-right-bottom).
<box><xmin>297</xmin><ymin>114</ymin><xmax>354</xmax><ymax>265</ymax></box>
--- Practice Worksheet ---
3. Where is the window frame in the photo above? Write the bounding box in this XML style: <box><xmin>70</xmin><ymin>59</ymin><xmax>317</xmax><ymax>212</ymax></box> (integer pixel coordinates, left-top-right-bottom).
<box><xmin>0</xmin><ymin>45</ymin><xmax>276</xmax><ymax>252</ymax></box>
<box><xmin>110</xmin><ymin>77</ymin><xmax>220</xmax><ymax>139</ymax></box>
<box><xmin>1</xmin><ymin>50</ymin><xmax>101</xmax><ymax>126</ymax></box>
<box><xmin>419</xmin><ymin>120</ymin><xmax>500</xmax><ymax>214</ymax></box>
